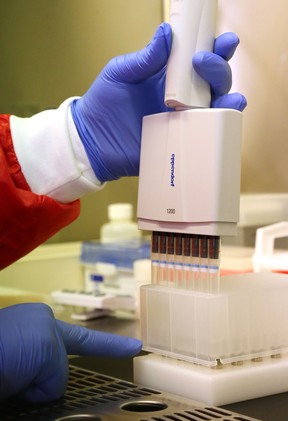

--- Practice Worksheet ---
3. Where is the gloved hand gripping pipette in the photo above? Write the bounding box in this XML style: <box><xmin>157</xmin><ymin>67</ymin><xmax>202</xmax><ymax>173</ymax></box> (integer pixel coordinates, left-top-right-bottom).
<box><xmin>137</xmin><ymin>0</ymin><xmax>243</xmax><ymax>292</ymax></box>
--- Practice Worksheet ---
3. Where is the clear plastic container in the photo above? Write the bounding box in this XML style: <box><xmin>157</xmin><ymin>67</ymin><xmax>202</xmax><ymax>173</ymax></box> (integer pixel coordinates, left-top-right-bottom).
<box><xmin>140</xmin><ymin>272</ymin><xmax>288</xmax><ymax>367</ymax></box>
<box><xmin>81</xmin><ymin>240</ymin><xmax>150</xmax><ymax>293</ymax></box>
<box><xmin>81</xmin><ymin>241</ymin><xmax>150</xmax><ymax>269</ymax></box>
<box><xmin>100</xmin><ymin>203</ymin><xmax>141</xmax><ymax>243</ymax></box>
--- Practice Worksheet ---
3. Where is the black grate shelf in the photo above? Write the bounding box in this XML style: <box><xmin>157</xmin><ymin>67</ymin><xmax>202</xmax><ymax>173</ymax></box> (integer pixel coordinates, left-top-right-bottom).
<box><xmin>0</xmin><ymin>365</ymin><xmax>262</xmax><ymax>421</ymax></box>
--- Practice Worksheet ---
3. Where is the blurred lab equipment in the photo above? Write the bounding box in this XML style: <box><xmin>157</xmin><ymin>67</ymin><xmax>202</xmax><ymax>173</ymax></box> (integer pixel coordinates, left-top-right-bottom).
<box><xmin>51</xmin><ymin>203</ymin><xmax>147</xmax><ymax>318</ymax></box>
<box><xmin>80</xmin><ymin>239</ymin><xmax>150</xmax><ymax>293</ymax></box>
<box><xmin>100</xmin><ymin>203</ymin><xmax>141</xmax><ymax>243</ymax></box>
<box><xmin>224</xmin><ymin>193</ymin><xmax>288</xmax><ymax>247</ymax></box>
<box><xmin>253</xmin><ymin>221</ymin><xmax>288</xmax><ymax>273</ymax></box>
<box><xmin>52</xmin><ymin>238</ymin><xmax>151</xmax><ymax>319</ymax></box>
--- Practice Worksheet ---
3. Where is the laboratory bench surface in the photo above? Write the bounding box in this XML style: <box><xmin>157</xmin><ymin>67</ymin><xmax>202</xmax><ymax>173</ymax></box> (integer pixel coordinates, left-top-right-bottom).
<box><xmin>1</xmin><ymin>310</ymin><xmax>288</xmax><ymax>420</ymax></box>
<box><xmin>66</xmin><ymin>313</ymin><xmax>288</xmax><ymax>421</ymax></box>
<box><xmin>72</xmin><ymin>355</ymin><xmax>288</xmax><ymax>421</ymax></box>
<box><xmin>72</xmin><ymin>354</ymin><xmax>288</xmax><ymax>421</ymax></box>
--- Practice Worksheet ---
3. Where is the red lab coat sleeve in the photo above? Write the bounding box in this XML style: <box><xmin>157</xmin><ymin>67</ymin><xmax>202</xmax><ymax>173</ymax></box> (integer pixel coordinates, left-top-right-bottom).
<box><xmin>0</xmin><ymin>114</ymin><xmax>80</xmax><ymax>270</ymax></box>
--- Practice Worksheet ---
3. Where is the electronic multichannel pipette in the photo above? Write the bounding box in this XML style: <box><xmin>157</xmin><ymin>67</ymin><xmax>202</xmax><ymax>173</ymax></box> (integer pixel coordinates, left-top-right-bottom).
<box><xmin>137</xmin><ymin>0</ymin><xmax>242</xmax><ymax>294</ymax></box>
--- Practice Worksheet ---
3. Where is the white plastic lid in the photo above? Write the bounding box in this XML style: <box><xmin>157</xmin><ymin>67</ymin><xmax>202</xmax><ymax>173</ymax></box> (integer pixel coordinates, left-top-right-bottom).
<box><xmin>108</xmin><ymin>203</ymin><xmax>133</xmax><ymax>221</ymax></box>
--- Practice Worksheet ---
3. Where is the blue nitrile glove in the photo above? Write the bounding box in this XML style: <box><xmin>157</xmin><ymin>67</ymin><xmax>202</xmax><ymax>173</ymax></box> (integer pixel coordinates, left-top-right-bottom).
<box><xmin>0</xmin><ymin>303</ymin><xmax>142</xmax><ymax>403</ymax></box>
<box><xmin>193</xmin><ymin>32</ymin><xmax>247</xmax><ymax>110</ymax></box>
<box><xmin>71</xmin><ymin>23</ymin><xmax>247</xmax><ymax>183</ymax></box>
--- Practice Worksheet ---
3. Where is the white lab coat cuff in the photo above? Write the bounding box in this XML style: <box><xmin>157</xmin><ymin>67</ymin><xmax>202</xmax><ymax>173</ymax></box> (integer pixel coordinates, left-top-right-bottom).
<box><xmin>10</xmin><ymin>98</ymin><xmax>105</xmax><ymax>203</ymax></box>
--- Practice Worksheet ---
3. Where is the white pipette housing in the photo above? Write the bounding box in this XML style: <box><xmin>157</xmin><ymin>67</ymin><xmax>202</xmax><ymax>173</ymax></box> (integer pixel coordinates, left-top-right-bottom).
<box><xmin>137</xmin><ymin>108</ymin><xmax>242</xmax><ymax>237</ymax></box>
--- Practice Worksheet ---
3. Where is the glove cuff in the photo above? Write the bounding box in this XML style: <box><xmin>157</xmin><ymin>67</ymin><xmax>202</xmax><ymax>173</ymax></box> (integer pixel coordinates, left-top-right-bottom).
<box><xmin>10</xmin><ymin>98</ymin><xmax>105</xmax><ymax>203</ymax></box>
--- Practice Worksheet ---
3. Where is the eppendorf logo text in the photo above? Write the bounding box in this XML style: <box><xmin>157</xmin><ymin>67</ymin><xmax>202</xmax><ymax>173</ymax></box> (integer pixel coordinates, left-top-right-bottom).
<box><xmin>170</xmin><ymin>153</ymin><xmax>175</xmax><ymax>187</ymax></box>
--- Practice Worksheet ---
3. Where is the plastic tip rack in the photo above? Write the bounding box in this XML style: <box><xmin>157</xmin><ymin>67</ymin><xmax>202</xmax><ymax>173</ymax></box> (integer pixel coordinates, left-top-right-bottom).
<box><xmin>140</xmin><ymin>272</ymin><xmax>288</xmax><ymax>367</ymax></box>
<box><xmin>151</xmin><ymin>231</ymin><xmax>221</xmax><ymax>293</ymax></box>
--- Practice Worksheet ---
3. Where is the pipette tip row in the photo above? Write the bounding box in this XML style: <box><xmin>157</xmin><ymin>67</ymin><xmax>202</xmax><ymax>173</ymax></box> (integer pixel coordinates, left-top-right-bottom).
<box><xmin>151</xmin><ymin>231</ymin><xmax>220</xmax><ymax>293</ymax></box>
